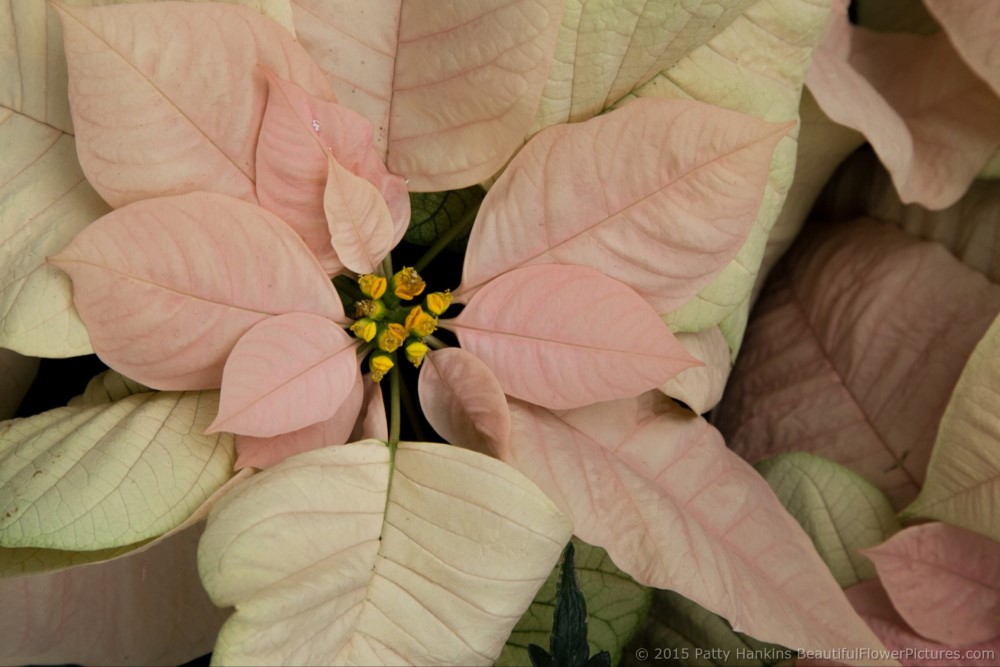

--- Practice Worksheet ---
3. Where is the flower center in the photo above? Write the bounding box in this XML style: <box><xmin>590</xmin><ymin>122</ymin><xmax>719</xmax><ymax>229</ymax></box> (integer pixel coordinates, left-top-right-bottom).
<box><xmin>347</xmin><ymin>267</ymin><xmax>452</xmax><ymax>381</ymax></box>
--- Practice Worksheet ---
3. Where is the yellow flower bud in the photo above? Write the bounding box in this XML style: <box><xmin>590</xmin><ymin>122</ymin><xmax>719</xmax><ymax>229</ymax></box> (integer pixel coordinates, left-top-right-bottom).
<box><xmin>353</xmin><ymin>299</ymin><xmax>386</xmax><ymax>320</ymax></box>
<box><xmin>377</xmin><ymin>323</ymin><xmax>407</xmax><ymax>353</ymax></box>
<box><xmin>350</xmin><ymin>318</ymin><xmax>377</xmax><ymax>342</ymax></box>
<box><xmin>404</xmin><ymin>305</ymin><xmax>437</xmax><ymax>337</ymax></box>
<box><xmin>391</xmin><ymin>267</ymin><xmax>426</xmax><ymax>300</ymax></box>
<box><xmin>358</xmin><ymin>274</ymin><xmax>387</xmax><ymax>300</ymax></box>
<box><xmin>404</xmin><ymin>341</ymin><xmax>429</xmax><ymax>368</ymax></box>
<box><xmin>369</xmin><ymin>354</ymin><xmax>394</xmax><ymax>382</ymax></box>
<box><xmin>425</xmin><ymin>290</ymin><xmax>453</xmax><ymax>316</ymax></box>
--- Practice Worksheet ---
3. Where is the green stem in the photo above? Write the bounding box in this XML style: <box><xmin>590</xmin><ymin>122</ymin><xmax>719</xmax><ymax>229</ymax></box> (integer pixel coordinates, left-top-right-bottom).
<box><xmin>423</xmin><ymin>334</ymin><xmax>448</xmax><ymax>350</ymax></box>
<box><xmin>382</xmin><ymin>253</ymin><xmax>394</xmax><ymax>279</ymax></box>
<box><xmin>414</xmin><ymin>206</ymin><xmax>478</xmax><ymax>273</ymax></box>
<box><xmin>388</xmin><ymin>366</ymin><xmax>401</xmax><ymax>445</ymax></box>
<box><xmin>398</xmin><ymin>378</ymin><xmax>428</xmax><ymax>442</ymax></box>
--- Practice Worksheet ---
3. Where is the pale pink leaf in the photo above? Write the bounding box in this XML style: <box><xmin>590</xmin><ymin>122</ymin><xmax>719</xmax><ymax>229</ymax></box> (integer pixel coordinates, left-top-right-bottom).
<box><xmin>235</xmin><ymin>369</ymin><xmax>364</xmax><ymax>470</ymax></box>
<box><xmin>925</xmin><ymin>0</ymin><xmax>1000</xmax><ymax>97</ymax></box>
<box><xmin>714</xmin><ymin>220</ymin><xmax>1000</xmax><ymax>507</ymax></box>
<box><xmin>862</xmin><ymin>523</ymin><xmax>1000</xmax><ymax>647</ymax></box>
<box><xmin>502</xmin><ymin>394</ymin><xmax>888</xmax><ymax>661</ymax></box>
<box><xmin>48</xmin><ymin>192</ymin><xmax>344</xmax><ymax>390</ymax></box>
<box><xmin>289</xmin><ymin>0</ymin><xmax>565</xmax><ymax>191</ymax></box>
<box><xmin>418</xmin><ymin>348</ymin><xmax>509</xmax><ymax>458</ymax></box>
<box><xmin>57</xmin><ymin>2</ymin><xmax>333</xmax><ymax>208</ymax></box>
<box><xmin>0</xmin><ymin>523</ymin><xmax>227</xmax><ymax>666</ymax></box>
<box><xmin>323</xmin><ymin>154</ymin><xmax>395</xmax><ymax>275</ymax></box>
<box><xmin>806</xmin><ymin>3</ymin><xmax>1000</xmax><ymax>209</ymax></box>
<box><xmin>826</xmin><ymin>581</ymin><xmax>1000</xmax><ymax>667</ymax></box>
<box><xmin>350</xmin><ymin>376</ymin><xmax>388</xmax><ymax>442</ymax></box>
<box><xmin>659</xmin><ymin>327</ymin><xmax>731</xmax><ymax>414</ymax></box>
<box><xmin>446</xmin><ymin>264</ymin><xmax>698</xmax><ymax>410</ymax></box>
<box><xmin>210</xmin><ymin>313</ymin><xmax>359</xmax><ymax>437</ymax></box>
<box><xmin>458</xmin><ymin>98</ymin><xmax>791</xmax><ymax>312</ymax></box>
<box><xmin>255</xmin><ymin>70</ymin><xmax>410</xmax><ymax>272</ymax></box>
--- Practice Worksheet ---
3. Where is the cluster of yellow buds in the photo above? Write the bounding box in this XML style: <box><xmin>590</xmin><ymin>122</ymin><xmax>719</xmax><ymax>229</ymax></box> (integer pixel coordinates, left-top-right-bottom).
<box><xmin>347</xmin><ymin>267</ymin><xmax>453</xmax><ymax>382</ymax></box>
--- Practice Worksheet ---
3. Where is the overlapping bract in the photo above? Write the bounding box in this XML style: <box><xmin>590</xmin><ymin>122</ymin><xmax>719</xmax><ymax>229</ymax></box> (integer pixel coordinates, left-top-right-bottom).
<box><xmin>863</xmin><ymin>523</ymin><xmax>1000</xmax><ymax>647</ymax></box>
<box><xmin>806</xmin><ymin>0</ymin><xmax>1000</xmax><ymax>209</ymax></box>
<box><xmin>715</xmin><ymin>219</ymin><xmax>1000</xmax><ymax>507</ymax></box>
<box><xmin>419</xmin><ymin>356</ymin><xmax>889</xmax><ymax>661</ymax></box>
<box><xmin>843</xmin><ymin>580</ymin><xmax>1000</xmax><ymax>666</ymax></box>
<box><xmin>50</xmin><ymin>193</ymin><xmax>345</xmax><ymax>391</ymax></box>
<box><xmin>52</xmin><ymin>0</ymin><xmax>787</xmax><ymax>447</ymax></box>
<box><xmin>198</xmin><ymin>441</ymin><xmax>573</xmax><ymax>665</ymax></box>
<box><xmin>3</xmin><ymin>0</ymin><xmax>910</xmax><ymax>663</ymax></box>
<box><xmin>458</xmin><ymin>99</ymin><xmax>791</xmax><ymax>313</ymax></box>
<box><xmin>288</xmin><ymin>0</ymin><xmax>566</xmax><ymax>191</ymax></box>
<box><xmin>256</xmin><ymin>69</ymin><xmax>409</xmax><ymax>273</ymax></box>
<box><xmin>57</xmin><ymin>2</ymin><xmax>333</xmax><ymax>207</ymax></box>
<box><xmin>0</xmin><ymin>524</ymin><xmax>228</xmax><ymax>666</ymax></box>
<box><xmin>905</xmin><ymin>311</ymin><xmax>1000</xmax><ymax>542</ymax></box>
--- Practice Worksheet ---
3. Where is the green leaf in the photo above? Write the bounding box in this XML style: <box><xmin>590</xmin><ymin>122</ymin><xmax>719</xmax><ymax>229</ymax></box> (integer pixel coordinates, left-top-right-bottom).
<box><xmin>0</xmin><ymin>391</ymin><xmax>235</xmax><ymax>550</ymax></box>
<box><xmin>404</xmin><ymin>186</ymin><xmax>485</xmax><ymax>250</ymax></box>
<box><xmin>530</xmin><ymin>644</ymin><xmax>555</xmax><ymax>667</ymax></box>
<box><xmin>623</xmin><ymin>590</ymin><xmax>796</xmax><ymax>667</ymax></box>
<box><xmin>543</xmin><ymin>542</ymin><xmax>593</xmax><ymax>667</ymax></box>
<box><xmin>755</xmin><ymin>453</ymin><xmax>901</xmax><ymax>588</ymax></box>
<box><xmin>498</xmin><ymin>538</ymin><xmax>651</xmax><ymax>667</ymax></box>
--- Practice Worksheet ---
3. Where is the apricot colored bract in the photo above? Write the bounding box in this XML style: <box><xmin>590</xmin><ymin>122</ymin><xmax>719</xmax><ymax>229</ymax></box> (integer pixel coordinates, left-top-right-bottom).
<box><xmin>448</xmin><ymin>264</ymin><xmax>698</xmax><ymax>410</ymax></box>
<box><xmin>57</xmin><ymin>2</ymin><xmax>333</xmax><ymax>208</ymax></box>
<box><xmin>209</xmin><ymin>313</ymin><xmax>360</xmax><ymax>438</ymax></box>
<box><xmin>49</xmin><ymin>193</ymin><xmax>344</xmax><ymax>390</ymax></box>
<box><xmin>459</xmin><ymin>98</ymin><xmax>792</xmax><ymax>313</ymax></box>
<box><xmin>502</xmin><ymin>394</ymin><xmax>889</xmax><ymax>660</ymax></box>
<box><xmin>288</xmin><ymin>0</ymin><xmax>565</xmax><ymax>190</ymax></box>
<box><xmin>864</xmin><ymin>523</ymin><xmax>1000</xmax><ymax>647</ymax></box>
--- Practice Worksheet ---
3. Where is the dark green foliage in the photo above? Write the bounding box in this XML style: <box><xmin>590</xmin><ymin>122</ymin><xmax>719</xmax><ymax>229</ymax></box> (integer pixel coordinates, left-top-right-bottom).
<box><xmin>529</xmin><ymin>543</ymin><xmax>613</xmax><ymax>667</ymax></box>
<box><xmin>404</xmin><ymin>186</ymin><xmax>485</xmax><ymax>251</ymax></box>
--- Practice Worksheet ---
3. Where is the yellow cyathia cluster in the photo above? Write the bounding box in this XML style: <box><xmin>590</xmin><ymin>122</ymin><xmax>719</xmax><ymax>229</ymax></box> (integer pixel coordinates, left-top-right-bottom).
<box><xmin>349</xmin><ymin>268</ymin><xmax>453</xmax><ymax>381</ymax></box>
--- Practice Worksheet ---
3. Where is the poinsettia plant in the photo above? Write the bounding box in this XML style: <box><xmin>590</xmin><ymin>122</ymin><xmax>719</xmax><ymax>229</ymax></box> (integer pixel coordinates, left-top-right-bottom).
<box><xmin>3</xmin><ymin>0</ymin><xmax>1000</xmax><ymax>665</ymax></box>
